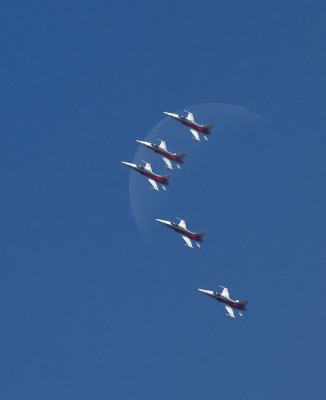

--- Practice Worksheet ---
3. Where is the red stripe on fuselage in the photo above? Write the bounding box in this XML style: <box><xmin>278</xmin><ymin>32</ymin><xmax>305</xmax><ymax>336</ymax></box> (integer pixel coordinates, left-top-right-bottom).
<box><xmin>141</xmin><ymin>170</ymin><xmax>169</xmax><ymax>184</ymax></box>
<box><xmin>154</xmin><ymin>148</ymin><xmax>183</xmax><ymax>163</ymax></box>
<box><xmin>173</xmin><ymin>227</ymin><xmax>203</xmax><ymax>242</ymax></box>
<box><xmin>218</xmin><ymin>298</ymin><xmax>245</xmax><ymax>310</ymax></box>
<box><xmin>181</xmin><ymin>121</ymin><xmax>210</xmax><ymax>134</ymax></box>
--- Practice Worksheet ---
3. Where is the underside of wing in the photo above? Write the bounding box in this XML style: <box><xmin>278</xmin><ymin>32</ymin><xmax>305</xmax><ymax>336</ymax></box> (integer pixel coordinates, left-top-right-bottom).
<box><xmin>190</xmin><ymin>129</ymin><xmax>200</xmax><ymax>141</ymax></box>
<box><xmin>159</xmin><ymin>140</ymin><xmax>167</xmax><ymax>150</ymax></box>
<box><xmin>225</xmin><ymin>306</ymin><xmax>235</xmax><ymax>318</ymax></box>
<box><xmin>182</xmin><ymin>235</ymin><xmax>193</xmax><ymax>248</ymax></box>
<box><xmin>163</xmin><ymin>157</ymin><xmax>173</xmax><ymax>170</ymax></box>
<box><xmin>144</xmin><ymin>162</ymin><xmax>152</xmax><ymax>172</ymax></box>
<box><xmin>148</xmin><ymin>179</ymin><xmax>159</xmax><ymax>191</ymax></box>
<box><xmin>178</xmin><ymin>219</ymin><xmax>187</xmax><ymax>229</ymax></box>
<box><xmin>220</xmin><ymin>286</ymin><xmax>230</xmax><ymax>299</ymax></box>
<box><xmin>185</xmin><ymin>111</ymin><xmax>194</xmax><ymax>122</ymax></box>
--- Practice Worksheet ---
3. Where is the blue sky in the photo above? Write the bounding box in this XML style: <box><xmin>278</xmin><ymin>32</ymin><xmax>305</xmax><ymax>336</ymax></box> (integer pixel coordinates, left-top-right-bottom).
<box><xmin>0</xmin><ymin>1</ymin><xmax>325</xmax><ymax>399</ymax></box>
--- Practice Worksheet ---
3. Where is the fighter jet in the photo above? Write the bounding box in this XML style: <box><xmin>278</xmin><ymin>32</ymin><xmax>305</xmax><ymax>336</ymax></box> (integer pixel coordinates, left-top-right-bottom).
<box><xmin>163</xmin><ymin>110</ymin><xmax>213</xmax><ymax>141</ymax></box>
<box><xmin>121</xmin><ymin>161</ymin><xmax>171</xmax><ymax>191</ymax></box>
<box><xmin>136</xmin><ymin>139</ymin><xmax>186</xmax><ymax>170</ymax></box>
<box><xmin>198</xmin><ymin>286</ymin><xmax>248</xmax><ymax>318</ymax></box>
<box><xmin>155</xmin><ymin>217</ymin><xmax>205</xmax><ymax>248</ymax></box>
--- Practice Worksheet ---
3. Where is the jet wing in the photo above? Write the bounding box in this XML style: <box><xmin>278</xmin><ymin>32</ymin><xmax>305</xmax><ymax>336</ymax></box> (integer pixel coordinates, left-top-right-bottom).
<box><xmin>190</xmin><ymin>129</ymin><xmax>200</xmax><ymax>141</ymax></box>
<box><xmin>225</xmin><ymin>306</ymin><xmax>235</xmax><ymax>318</ymax></box>
<box><xmin>182</xmin><ymin>235</ymin><xmax>193</xmax><ymax>248</ymax></box>
<box><xmin>177</xmin><ymin>219</ymin><xmax>187</xmax><ymax>229</ymax></box>
<box><xmin>158</xmin><ymin>140</ymin><xmax>167</xmax><ymax>150</ymax></box>
<box><xmin>148</xmin><ymin>179</ymin><xmax>159</xmax><ymax>191</ymax></box>
<box><xmin>163</xmin><ymin>157</ymin><xmax>173</xmax><ymax>170</ymax></box>
<box><xmin>219</xmin><ymin>286</ymin><xmax>230</xmax><ymax>299</ymax></box>
<box><xmin>143</xmin><ymin>162</ymin><xmax>152</xmax><ymax>172</ymax></box>
<box><xmin>185</xmin><ymin>111</ymin><xmax>195</xmax><ymax>122</ymax></box>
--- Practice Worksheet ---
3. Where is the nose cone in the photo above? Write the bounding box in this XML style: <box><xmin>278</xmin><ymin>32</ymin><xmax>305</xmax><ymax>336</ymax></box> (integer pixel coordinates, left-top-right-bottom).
<box><xmin>198</xmin><ymin>289</ymin><xmax>214</xmax><ymax>296</ymax></box>
<box><xmin>163</xmin><ymin>111</ymin><xmax>178</xmax><ymax>118</ymax></box>
<box><xmin>136</xmin><ymin>140</ymin><xmax>150</xmax><ymax>146</ymax></box>
<box><xmin>155</xmin><ymin>218</ymin><xmax>170</xmax><ymax>226</ymax></box>
<box><xmin>121</xmin><ymin>161</ymin><xmax>134</xmax><ymax>168</ymax></box>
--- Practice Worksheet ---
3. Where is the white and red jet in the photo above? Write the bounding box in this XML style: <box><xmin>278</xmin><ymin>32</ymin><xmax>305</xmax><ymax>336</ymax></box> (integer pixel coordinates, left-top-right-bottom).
<box><xmin>122</xmin><ymin>161</ymin><xmax>171</xmax><ymax>191</ymax></box>
<box><xmin>136</xmin><ymin>139</ymin><xmax>186</xmax><ymax>170</ymax></box>
<box><xmin>198</xmin><ymin>286</ymin><xmax>248</xmax><ymax>318</ymax></box>
<box><xmin>163</xmin><ymin>110</ymin><xmax>213</xmax><ymax>142</ymax></box>
<box><xmin>155</xmin><ymin>217</ymin><xmax>206</xmax><ymax>248</ymax></box>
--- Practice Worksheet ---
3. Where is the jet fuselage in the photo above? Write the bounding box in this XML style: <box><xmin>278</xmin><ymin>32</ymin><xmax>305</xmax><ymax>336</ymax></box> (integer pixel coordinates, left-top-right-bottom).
<box><xmin>151</xmin><ymin>144</ymin><xmax>184</xmax><ymax>163</ymax></box>
<box><xmin>122</xmin><ymin>162</ymin><xmax>170</xmax><ymax>185</ymax></box>
<box><xmin>198</xmin><ymin>289</ymin><xmax>247</xmax><ymax>310</ymax></box>
<box><xmin>137</xmin><ymin>141</ymin><xmax>184</xmax><ymax>164</ymax></box>
<box><xmin>156</xmin><ymin>219</ymin><xmax>204</xmax><ymax>242</ymax></box>
<box><xmin>178</xmin><ymin>116</ymin><xmax>211</xmax><ymax>134</ymax></box>
<box><xmin>164</xmin><ymin>112</ymin><xmax>212</xmax><ymax>135</ymax></box>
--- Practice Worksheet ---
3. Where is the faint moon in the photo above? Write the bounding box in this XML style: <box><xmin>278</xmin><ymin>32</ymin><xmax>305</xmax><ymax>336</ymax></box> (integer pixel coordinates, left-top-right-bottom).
<box><xmin>129</xmin><ymin>102</ymin><xmax>267</xmax><ymax>243</ymax></box>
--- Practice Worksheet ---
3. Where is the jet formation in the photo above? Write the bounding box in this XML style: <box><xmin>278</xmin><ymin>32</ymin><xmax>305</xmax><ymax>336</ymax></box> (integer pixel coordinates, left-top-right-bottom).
<box><xmin>122</xmin><ymin>109</ymin><xmax>248</xmax><ymax>319</ymax></box>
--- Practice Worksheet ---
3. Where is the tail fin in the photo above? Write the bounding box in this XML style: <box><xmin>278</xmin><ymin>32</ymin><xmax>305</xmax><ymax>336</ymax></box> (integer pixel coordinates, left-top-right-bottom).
<box><xmin>204</xmin><ymin>124</ymin><xmax>214</xmax><ymax>132</ymax></box>
<box><xmin>176</xmin><ymin>152</ymin><xmax>187</xmax><ymax>160</ymax></box>
<box><xmin>162</xmin><ymin>174</ymin><xmax>172</xmax><ymax>181</ymax></box>
<box><xmin>239</xmin><ymin>300</ymin><xmax>248</xmax><ymax>309</ymax></box>
<box><xmin>196</xmin><ymin>231</ymin><xmax>206</xmax><ymax>240</ymax></box>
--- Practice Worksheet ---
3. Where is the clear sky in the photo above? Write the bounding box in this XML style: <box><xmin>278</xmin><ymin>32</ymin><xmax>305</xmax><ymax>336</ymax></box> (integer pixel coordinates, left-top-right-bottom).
<box><xmin>0</xmin><ymin>1</ymin><xmax>325</xmax><ymax>399</ymax></box>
